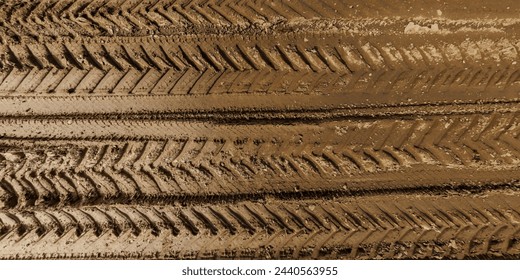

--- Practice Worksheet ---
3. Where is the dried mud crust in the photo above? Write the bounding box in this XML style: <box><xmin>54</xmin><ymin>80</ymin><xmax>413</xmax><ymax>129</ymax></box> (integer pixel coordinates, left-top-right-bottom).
<box><xmin>0</xmin><ymin>0</ymin><xmax>520</xmax><ymax>259</ymax></box>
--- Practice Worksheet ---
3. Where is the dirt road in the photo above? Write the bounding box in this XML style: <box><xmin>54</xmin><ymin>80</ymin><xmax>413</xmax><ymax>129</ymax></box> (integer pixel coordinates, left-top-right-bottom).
<box><xmin>0</xmin><ymin>0</ymin><xmax>519</xmax><ymax>259</ymax></box>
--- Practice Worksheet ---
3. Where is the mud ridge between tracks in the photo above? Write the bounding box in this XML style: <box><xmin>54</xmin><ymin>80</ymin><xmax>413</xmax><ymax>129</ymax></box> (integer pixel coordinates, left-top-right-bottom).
<box><xmin>1</xmin><ymin>96</ymin><xmax>520</xmax><ymax>120</ymax></box>
<box><xmin>1</xmin><ymin>182</ymin><xmax>518</xmax><ymax>211</ymax></box>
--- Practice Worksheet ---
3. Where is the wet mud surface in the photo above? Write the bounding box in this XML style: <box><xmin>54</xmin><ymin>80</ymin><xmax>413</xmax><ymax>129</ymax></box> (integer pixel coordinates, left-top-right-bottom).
<box><xmin>0</xmin><ymin>0</ymin><xmax>519</xmax><ymax>259</ymax></box>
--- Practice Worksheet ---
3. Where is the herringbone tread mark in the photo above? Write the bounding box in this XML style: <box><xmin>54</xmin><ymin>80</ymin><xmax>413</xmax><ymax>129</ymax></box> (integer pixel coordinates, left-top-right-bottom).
<box><xmin>0</xmin><ymin>191</ymin><xmax>518</xmax><ymax>259</ymax></box>
<box><xmin>0</xmin><ymin>34</ymin><xmax>519</xmax><ymax>99</ymax></box>
<box><xmin>1</xmin><ymin>0</ymin><xmax>517</xmax><ymax>40</ymax></box>
<box><xmin>1</xmin><ymin>112</ymin><xmax>520</xmax><ymax>207</ymax></box>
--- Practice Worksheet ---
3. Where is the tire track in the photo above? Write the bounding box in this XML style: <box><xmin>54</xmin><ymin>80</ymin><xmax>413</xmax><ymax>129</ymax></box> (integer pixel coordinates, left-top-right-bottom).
<box><xmin>1</xmin><ymin>0</ymin><xmax>518</xmax><ymax>40</ymax></box>
<box><xmin>0</xmin><ymin>112</ymin><xmax>520</xmax><ymax>207</ymax></box>
<box><xmin>1</xmin><ymin>0</ymin><xmax>519</xmax><ymax>260</ymax></box>
<box><xmin>0</xmin><ymin>33</ymin><xmax>519</xmax><ymax>102</ymax></box>
<box><xmin>0</xmin><ymin>191</ymin><xmax>518</xmax><ymax>259</ymax></box>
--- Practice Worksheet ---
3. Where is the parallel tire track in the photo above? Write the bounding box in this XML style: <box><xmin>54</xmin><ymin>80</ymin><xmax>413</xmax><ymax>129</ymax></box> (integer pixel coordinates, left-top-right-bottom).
<box><xmin>0</xmin><ymin>33</ymin><xmax>519</xmax><ymax>104</ymax></box>
<box><xmin>0</xmin><ymin>112</ymin><xmax>520</xmax><ymax>207</ymax></box>
<box><xmin>0</xmin><ymin>191</ymin><xmax>518</xmax><ymax>259</ymax></box>
<box><xmin>1</xmin><ymin>0</ymin><xmax>518</xmax><ymax>39</ymax></box>
<box><xmin>0</xmin><ymin>0</ymin><xmax>519</xmax><ymax>260</ymax></box>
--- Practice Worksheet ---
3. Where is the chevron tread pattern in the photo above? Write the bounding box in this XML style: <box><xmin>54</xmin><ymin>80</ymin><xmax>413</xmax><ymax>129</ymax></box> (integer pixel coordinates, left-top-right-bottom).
<box><xmin>0</xmin><ymin>191</ymin><xmax>518</xmax><ymax>259</ymax></box>
<box><xmin>0</xmin><ymin>112</ymin><xmax>518</xmax><ymax>207</ymax></box>
<box><xmin>1</xmin><ymin>0</ymin><xmax>518</xmax><ymax>40</ymax></box>
<box><xmin>0</xmin><ymin>0</ymin><xmax>519</xmax><ymax>260</ymax></box>
<box><xmin>0</xmin><ymin>34</ymin><xmax>519</xmax><ymax>102</ymax></box>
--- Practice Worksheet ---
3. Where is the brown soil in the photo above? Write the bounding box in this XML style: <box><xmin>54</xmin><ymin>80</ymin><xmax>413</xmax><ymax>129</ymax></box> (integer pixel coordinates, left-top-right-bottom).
<box><xmin>0</xmin><ymin>0</ymin><xmax>519</xmax><ymax>259</ymax></box>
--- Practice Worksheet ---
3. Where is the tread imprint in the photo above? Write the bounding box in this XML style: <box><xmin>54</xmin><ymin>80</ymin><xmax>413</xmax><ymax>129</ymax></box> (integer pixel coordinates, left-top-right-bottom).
<box><xmin>0</xmin><ymin>35</ymin><xmax>519</xmax><ymax>99</ymax></box>
<box><xmin>0</xmin><ymin>192</ymin><xmax>518</xmax><ymax>259</ymax></box>
<box><xmin>0</xmin><ymin>113</ymin><xmax>519</xmax><ymax>207</ymax></box>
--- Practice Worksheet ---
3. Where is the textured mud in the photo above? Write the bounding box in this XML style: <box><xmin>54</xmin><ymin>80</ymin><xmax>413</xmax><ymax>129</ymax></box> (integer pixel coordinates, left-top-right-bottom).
<box><xmin>0</xmin><ymin>0</ymin><xmax>519</xmax><ymax>259</ymax></box>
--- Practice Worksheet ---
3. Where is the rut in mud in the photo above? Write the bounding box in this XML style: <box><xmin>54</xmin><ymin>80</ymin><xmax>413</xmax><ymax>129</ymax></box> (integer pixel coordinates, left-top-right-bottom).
<box><xmin>0</xmin><ymin>0</ymin><xmax>519</xmax><ymax>259</ymax></box>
